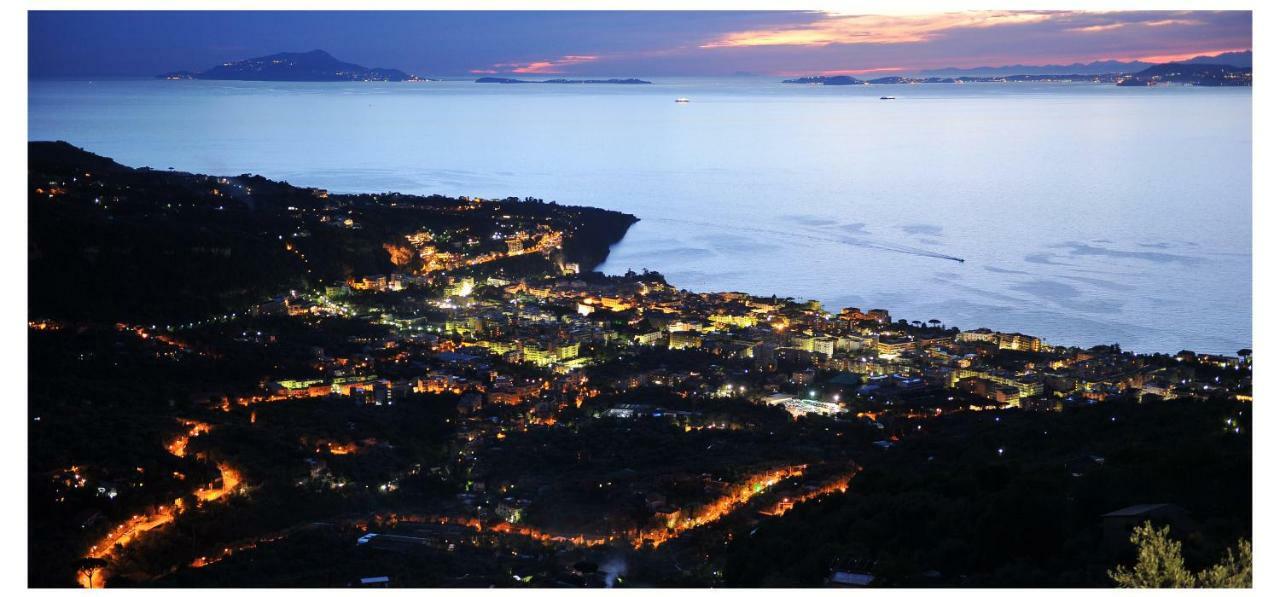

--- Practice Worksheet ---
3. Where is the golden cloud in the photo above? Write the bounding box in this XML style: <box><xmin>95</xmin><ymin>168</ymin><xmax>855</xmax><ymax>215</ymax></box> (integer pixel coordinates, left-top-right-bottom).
<box><xmin>475</xmin><ymin>55</ymin><xmax>599</xmax><ymax>75</ymax></box>
<box><xmin>1144</xmin><ymin>19</ymin><xmax>1203</xmax><ymax>27</ymax></box>
<box><xmin>1130</xmin><ymin>47</ymin><xmax>1247</xmax><ymax>64</ymax></box>
<box><xmin>1069</xmin><ymin>17</ymin><xmax>1203</xmax><ymax>33</ymax></box>
<box><xmin>700</xmin><ymin>11</ymin><xmax>1056</xmax><ymax>48</ymax></box>
<box><xmin>1068</xmin><ymin>23</ymin><xmax>1127</xmax><ymax>33</ymax></box>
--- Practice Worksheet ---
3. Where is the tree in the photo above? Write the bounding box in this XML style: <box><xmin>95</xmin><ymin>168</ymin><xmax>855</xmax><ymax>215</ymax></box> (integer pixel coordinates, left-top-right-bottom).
<box><xmin>1109</xmin><ymin>522</ymin><xmax>1195</xmax><ymax>587</ymax></box>
<box><xmin>1109</xmin><ymin>522</ymin><xmax>1251</xmax><ymax>588</ymax></box>
<box><xmin>74</xmin><ymin>557</ymin><xmax>109</xmax><ymax>588</ymax></box>
<box><xmin>1196</xmin><ymin>538</ymin><xmax>1252</xmax><ymax>588</ymax></box>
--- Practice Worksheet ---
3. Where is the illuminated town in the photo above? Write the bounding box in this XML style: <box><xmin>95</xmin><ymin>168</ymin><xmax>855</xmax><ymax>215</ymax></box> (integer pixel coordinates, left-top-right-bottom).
<box><xmin>28</xmin><ymin>141</ymin><xmax>1251</xmax><ymax>588</ymax></box>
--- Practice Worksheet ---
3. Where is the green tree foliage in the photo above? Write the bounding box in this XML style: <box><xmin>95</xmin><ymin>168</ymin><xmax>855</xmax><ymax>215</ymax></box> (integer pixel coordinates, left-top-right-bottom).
<box><xmin>1108</xmin><ymin>522</ymin><xmax>1195</xmax><ymax>587</ymax></box>
<box><xmin>1196</xmin><ymin>538</ymin><xmax>1252</xmax><ymax>588</ymax></box>
<box><xmin>1109</xmin><ymin>522</ymin><xmax>1250</xmax><ymax>588</ymax></box>
<box><xmin>723</xmin><ymin>400</ymin><xmax>1250</xmax><ymax>587</ymax></box>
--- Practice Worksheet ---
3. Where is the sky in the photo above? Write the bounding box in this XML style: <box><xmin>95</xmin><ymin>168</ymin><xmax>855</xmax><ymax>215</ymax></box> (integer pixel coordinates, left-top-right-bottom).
<box><xmin>28</xmin><ymin>10</ymin><xmax>1252</xmax><ymax>77</ymax></box>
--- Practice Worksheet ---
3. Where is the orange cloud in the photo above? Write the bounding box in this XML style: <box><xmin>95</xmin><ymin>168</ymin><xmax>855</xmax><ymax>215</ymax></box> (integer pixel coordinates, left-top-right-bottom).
<box><xmin>700</xmin><ymin>11</ymin><xmax>1055</xmax><ymax>48</ymax></box>
<box><xmin>1144</xmin><ymin>18</ymin><xmax>1203</xmax><ymax>27</ymax></box>
<box><xmin>1068</xmin><ymin>23</ymin><xmax>1127</xmax><ymax>33</ymax></box>
<box><xmin>477</xmin><ymin>55</ymin><xmax>599</xmax><ymax>75</ymax></box>
<box><xmin>1130</xmin><ymin>47</ymin><xmax>1248</xmax><ymax>64</ymax></box>
<box><xmin>805</xmin><ymin>67</ymin><xmax>905</xmax><ymax>76</ymax></box>
<box><xmin>1068</xmin><ymin>17</ymin><xmax>1202</xmax><ymax>33</ymax></box>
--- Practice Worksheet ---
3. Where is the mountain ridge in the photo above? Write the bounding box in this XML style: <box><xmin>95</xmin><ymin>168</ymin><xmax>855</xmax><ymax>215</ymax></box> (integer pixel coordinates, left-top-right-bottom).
<box><xmin>159</xmin><ymin>49</ymin><xmax>424</xmax><ymax>82</ymax></box>
<box><xmin>919</xmin><ymin>50</ymin><xmax>1251</xmax><ymax>76</ymax></box>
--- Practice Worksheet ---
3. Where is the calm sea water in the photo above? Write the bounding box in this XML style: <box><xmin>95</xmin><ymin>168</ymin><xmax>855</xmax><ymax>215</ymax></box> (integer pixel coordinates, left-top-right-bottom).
<box><xmin>28</xmin><ymin>77</ymin><xmax>1251</xmax><ymax>354</ymax></box>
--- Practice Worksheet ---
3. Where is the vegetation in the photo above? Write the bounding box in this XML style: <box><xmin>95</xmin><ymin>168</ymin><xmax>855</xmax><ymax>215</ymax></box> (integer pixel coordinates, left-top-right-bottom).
<box><xmin>723</xmin><ymin>399</ymin><xmax>1250</xmax><ymax>587</ymax></box>
<box><xmin>1109</xmin><ymin>521</ymin><xmax>1250</xmax><ymax>588</ymax></box>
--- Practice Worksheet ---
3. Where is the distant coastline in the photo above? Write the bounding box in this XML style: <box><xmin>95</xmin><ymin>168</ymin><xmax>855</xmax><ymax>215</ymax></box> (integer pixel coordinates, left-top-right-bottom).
<box><xmin>782</xmin><ymin>61</ymin><xmax>1251</xmax><ymax>87</ymax></box>
<box><xmin>782</xmin><ymin>74</ymin><xmax>1122</xmax><ymax>85</ymax></box>
<box><xmin>475</xmin><ymin>77</ymin><xmax>651</xmax><ymax>85</ymax></box>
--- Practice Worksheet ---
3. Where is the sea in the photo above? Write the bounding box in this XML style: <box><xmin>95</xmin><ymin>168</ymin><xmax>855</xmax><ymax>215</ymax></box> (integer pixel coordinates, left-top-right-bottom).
<box><xmin>28</xmin><ymin>77</ymin><xmax>1252</xmax><ymax>355</ymax></box>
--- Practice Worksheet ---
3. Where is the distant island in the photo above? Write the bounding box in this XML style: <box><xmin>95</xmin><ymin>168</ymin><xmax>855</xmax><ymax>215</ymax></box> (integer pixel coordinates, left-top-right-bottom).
<box><xmin>475</xmin><ymin>77</ymin><xmax>651</xmax><ymax>84</ymax></box>
<box><xmin>782</xmin><ymin>75</ymin><xmax>863</xmax><ymax>85</ymax></box>
<box><xmin>920</xmin><ymin>50</ymin><xmax>1252</xmax><ymax>77</ymax></box>
<box><xmin>1117</xmin><ymin>63</ymin><xmax>1251</xmax><ymax>87</ymax></box>
<box><xmin>158</xmin><ymin>50</ymin><xmax>426</xmax><ymax>82</ymax></box>
<box><xmin>784</xmin><ymin>62</ymin><xmax>1251</xmax><ymax>87</ymax></box>
<box><xmin>783</xmin><ymin>73</ymin><xmax>1122</xmax><ymax>85</ymax></box>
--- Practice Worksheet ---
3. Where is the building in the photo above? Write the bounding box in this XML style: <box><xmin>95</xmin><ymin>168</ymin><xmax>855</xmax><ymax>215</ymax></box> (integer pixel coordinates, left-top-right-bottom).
<box><xmin>669</xmin><ymin>331</ymin><xmax>702</xmax><ymax>350</ymax></box>
<box><xmin>949</xmin><ymin>369</ymin><xmax>1043</xmax><ymax>404</ymax></box>
<box><xmin>349</xmin><ymin>275</ymin><xmax>388</xmax><ymax>292</ymax></box>
<box><xmin>1102</xmin><ymin>504</ymin><xmax>1193</xmax><ymax>551</ymax></box>
<box><xmin>957</xmin><ymin>329</ymin><xmax>1042</xmax><ymax>352</ymax></box>
<box><xmin>997</xmin><ymin>332</ymin><xmax>1042</xmax><ymax>352</ymax></box>
<box><xmin>956</xmin><ymin>329</ymin><xmax>996</xmax><ymax>344</ymax></box>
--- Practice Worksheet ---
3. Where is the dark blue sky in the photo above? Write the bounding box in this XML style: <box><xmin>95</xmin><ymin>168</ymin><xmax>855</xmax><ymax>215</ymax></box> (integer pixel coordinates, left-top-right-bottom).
<box><xmin>29</xmin><ymin>10</ymin><xmax>1251</xmax><ymax>77</ymax></box>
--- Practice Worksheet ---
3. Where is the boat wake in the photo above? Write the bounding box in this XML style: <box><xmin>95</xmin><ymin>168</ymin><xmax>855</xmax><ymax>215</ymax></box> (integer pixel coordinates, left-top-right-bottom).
<box><xmin>648</xmin><ymin>217</ymin><xmax>966</xmax><ymax>263</ymax></box>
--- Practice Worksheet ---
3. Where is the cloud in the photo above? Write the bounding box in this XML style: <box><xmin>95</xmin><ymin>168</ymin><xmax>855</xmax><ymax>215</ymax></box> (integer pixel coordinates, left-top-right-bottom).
<box><xmin>1144</xmin><ymin>18</ymin><xmax>1203</xmax><ymax>27</ymax></box>
<box><xmin>1128</xmin><ymin>47</ymin><xmax>1248</xmax><ymax>63</ymax></box>
<box><xmin>474</xmin><ymin>54</ymin><xmax>599</xmax><ymax>75</ymax></box>
<box><xmin>1067</xmin><ymin>16</ymin><xmax>1203</xmax><ymax>34</ymax></box>
<box><xmin>699</xmin><ymin>11</ymin><xmax>1056</xmax><ymax>48</ymax></box>
<box><xmin>805</xmin><ymin>66</ymin><xmax>905</xmax><ymax>76</ymax></box>
<box><xmin>1068</xmin><ymin>23</ymin><xmax>1127</xmax><ymax>33</ymax></box>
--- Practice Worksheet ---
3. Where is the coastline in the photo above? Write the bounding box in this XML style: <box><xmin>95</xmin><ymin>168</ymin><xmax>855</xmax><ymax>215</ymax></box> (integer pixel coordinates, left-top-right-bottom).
<box><xmin>29</xmin><ymin>140</ymin><xmax>1246</xmax><ymax>358</ymax></box>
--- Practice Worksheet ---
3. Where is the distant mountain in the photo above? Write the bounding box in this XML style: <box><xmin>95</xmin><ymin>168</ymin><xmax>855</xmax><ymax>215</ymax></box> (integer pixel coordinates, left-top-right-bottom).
<box><xmin>474</xmin><ymin>77</ymin><xmax>651</xmax><ymax>84</ymax></box>
<box><xmin>920</xmin><ymin>51</ymin><xmax>1251</xmax><ymax>76</ymax></box>
<box><xmin>784</xmin><ymin>73</ymin><xmax>1120</xmax><ymax>85</ymax></box>
<box><xmin>1117</xmin><ymin>63</ymin><xmax>1251</xmax><ymax>87</ymax></box>
<box><xmin>921</xmin><ymin>60</ymin><xmax>1149</xmax><ymax>77</ymax></box>
<box><xmin>1182</xmin><ymin>51</ymin><xmax>1252</xmax><ymax>68</ymax></box>
<box><xmin>158</xmin><ymin>50</ymin><xmax>424</xmax><ymax>82</ymax></box>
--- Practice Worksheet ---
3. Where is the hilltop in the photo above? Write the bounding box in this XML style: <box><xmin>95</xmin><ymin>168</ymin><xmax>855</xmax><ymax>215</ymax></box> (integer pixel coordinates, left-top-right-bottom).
<box><xmin>28</xmin><ymin>141</ymin><xmax>636</xmax><ymax>324</ymax></box>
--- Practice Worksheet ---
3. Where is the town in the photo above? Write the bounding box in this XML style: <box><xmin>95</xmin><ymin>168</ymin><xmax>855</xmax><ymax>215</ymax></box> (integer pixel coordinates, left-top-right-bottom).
<box><xmin>28</xmin><ymin>142</ymin><xmax>1251</xmax><ymax>588</ymax></box>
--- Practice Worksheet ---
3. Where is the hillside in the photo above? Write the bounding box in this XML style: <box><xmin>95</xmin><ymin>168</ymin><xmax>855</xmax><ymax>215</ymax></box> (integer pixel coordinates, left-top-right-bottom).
<box><xmin>1118</xmin><ymin>63</ymin><xmax>1251</xmax><ymax>86</ymax></box>
<box><xmin>28</xmin><ymin>141</ymin><xmax>636</xmax><ymax>325</ymax></box>
<box><xmin>159</xmin><ymin>50</ymin><xmax>422</xmax><ymax>82</ymax></box>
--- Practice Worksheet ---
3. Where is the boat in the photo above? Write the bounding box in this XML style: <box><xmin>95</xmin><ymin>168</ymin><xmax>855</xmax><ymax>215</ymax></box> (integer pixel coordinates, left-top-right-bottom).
<box><xmin>674</xmin><ymin>97</ymin><xmax>690</xmax><ymax>103</ymax></box>
<box><xmin>880</xmin><ymin>96</ymin><xmax>896</xmax><ymax>100</ymax></box>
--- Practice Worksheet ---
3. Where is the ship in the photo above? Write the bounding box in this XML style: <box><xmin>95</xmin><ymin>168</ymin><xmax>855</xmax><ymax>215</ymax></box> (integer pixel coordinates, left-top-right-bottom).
<box><xmin>674</xmin><ymin>97</ymin><xmax>690</xmax><ymax>103</ymax></box>
<box><xmin>880</xmin><ymin>96</ymin><xmax>896</xmax><ymax>100</ymax></box>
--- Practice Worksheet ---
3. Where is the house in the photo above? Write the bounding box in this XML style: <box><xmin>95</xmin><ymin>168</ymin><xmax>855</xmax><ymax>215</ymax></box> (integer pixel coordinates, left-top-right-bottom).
<box><xmin>1102</xmin><ymin>503</ymin><xmax>1193</xmax><ymax>550</ymax></box>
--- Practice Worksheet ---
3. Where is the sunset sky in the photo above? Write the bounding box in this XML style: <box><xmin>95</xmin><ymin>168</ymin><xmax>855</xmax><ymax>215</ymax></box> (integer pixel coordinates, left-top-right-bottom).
<box><xmin>29</xmin><ymin>10</ymin><xmax>1251</xmax><ymax>77</ymax></box>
